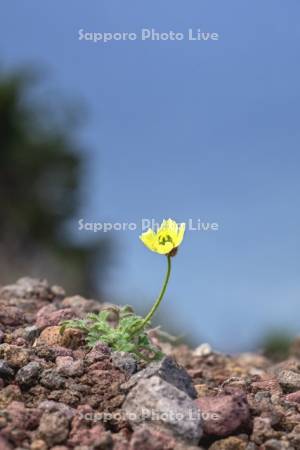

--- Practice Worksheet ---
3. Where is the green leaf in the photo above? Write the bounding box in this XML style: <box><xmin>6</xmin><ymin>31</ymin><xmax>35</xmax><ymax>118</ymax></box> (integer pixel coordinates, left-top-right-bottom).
<box><xmin>59</xmin><ymin>306</ymin><xmax>164</xmax><ymax>362</ymax></box>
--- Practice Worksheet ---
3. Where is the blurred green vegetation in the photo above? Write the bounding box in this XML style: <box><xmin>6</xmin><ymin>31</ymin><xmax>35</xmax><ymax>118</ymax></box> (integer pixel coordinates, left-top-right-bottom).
<box><xmin>261</xmin><ymin>330</ymin><xmax>293</xmax><ymax>362</ymax></box>
<box><xmin>0</xmin><ymin>68</ymin><xmax>111</xmax><ymax>296</ymax></box>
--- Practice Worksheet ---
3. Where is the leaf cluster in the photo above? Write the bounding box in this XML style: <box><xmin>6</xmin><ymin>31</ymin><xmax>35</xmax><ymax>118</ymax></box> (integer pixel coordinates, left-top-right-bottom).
<box><xmin>60</xmin><ymin>306</ymin><xmax>163</xmax><ymax>361</ymax></box>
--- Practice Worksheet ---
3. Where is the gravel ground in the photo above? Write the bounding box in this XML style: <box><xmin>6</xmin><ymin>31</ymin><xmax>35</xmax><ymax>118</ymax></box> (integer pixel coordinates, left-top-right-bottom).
<box><xmin>0</xmin><ymin>277</ymin><xmax>300</xmax><ymax>450</ymax></box>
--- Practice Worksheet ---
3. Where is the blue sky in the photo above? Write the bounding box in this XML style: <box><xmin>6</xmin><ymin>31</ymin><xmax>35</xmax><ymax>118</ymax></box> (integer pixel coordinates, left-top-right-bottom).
<box><xmin>1</xmin><ymin>0</ymin><xmax>300</xmax><ymax>351</ymax></box>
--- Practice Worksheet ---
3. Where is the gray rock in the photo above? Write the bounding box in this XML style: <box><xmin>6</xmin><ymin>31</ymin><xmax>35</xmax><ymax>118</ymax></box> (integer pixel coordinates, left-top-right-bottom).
<box><xmin>0</xmin><ymin>359</ymin><xmax>14</xmax><ymax>379</ymax></box>
<box><xmin>121</xmin><ymin>356</ymin><xmax>197</xmax><ymax>399</ymax></box>
<box><xmin>0</xmin><ymin>277</ymin><xmax>52</xmax><ymax>300</ymax></box>
<box><xmin>23</xmin><ymin>325</ymin><xmax>40</xmax><ymax>342</ymax></box>
<box><xmin>40</xmin><ymin>369</ymin><xmax>65</xmax><ymax>389</ymax></box>
<box><xmin>263</xmin><ymin>439</ymin><xmax>293</xmax><ymax>450</ymax></box>
<box><xmin>52</xmin><ymin>347</ymin><xmax>74</xmax><ymax>358</ymax></box>
<box><xmin>56</xmin><ymin>356</ymin><xmax>84</xmax><ymax>377</ymax></box>
<box><xmin>193</xmin><ymin>343</ymin><xmax>213</xmax><ymax>357</ymax></box>
<box><xmin>38</xmin><ymin>411</ymin><xmax>70</xmax><ymax>446</ymax></box>
<box><xmin>16</xmin><ymin>361</ymin><xmax>41</xmax><ymax>387</ymax></box>
<box><xmin>276</xmin><ymin>370</ymin><xmax>300</xmax><ymax>392</ymax></box>
<box><xmin>245</xmin><ymin>444</ymin><xmax>259</xmax><ymax>450</ymax></box>
<box><xmin>62</xmin><ymin>295</ymin><xmax>100</xmax><ymax>314</ymax></box>
<box><xmin>38</xmin><ymin>400</ymin><xmax>75</xmax><ymax>420</ymax></box>
<box><xmin>51</xmin><ymin>285</ymin><xmax>66</xmax><ymax>299</ymax></box>
<box><xmin>34</xmin><ymin>345</ymin><xmax>73</xmax><ymax>362</ymax></box>
<box><xmin>122</xmin><ymin>375</ymin><xmax>202</xmax><ymax>444</ymax></box>
<box><xmin>111</xmin><ymin>351</ymin><xmax>137</xmax><ymax>375</ymax></box>
<box><xmin>34</xmin><ymin>345</ymin><xmax>57</xmax><ymax>361</ymax></box>
<box><xmin>85</xmin><ymin>343</ymin><xmax>111</xmax><ymax>365</ymax></box>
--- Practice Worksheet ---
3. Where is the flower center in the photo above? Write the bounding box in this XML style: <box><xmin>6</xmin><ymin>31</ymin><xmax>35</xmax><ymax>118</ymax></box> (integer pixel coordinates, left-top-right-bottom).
<box><xmin>158</xmin><ymin>233</ymin><xmax>174</xmax><ymax>246</ymax></box>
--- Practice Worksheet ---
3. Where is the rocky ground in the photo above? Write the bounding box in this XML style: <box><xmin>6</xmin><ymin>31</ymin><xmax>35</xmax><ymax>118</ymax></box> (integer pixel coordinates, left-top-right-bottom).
<box><xmin>1</xmin><ymin>278</ymin><xmax>300</xmax><ymax>450</ymax></box>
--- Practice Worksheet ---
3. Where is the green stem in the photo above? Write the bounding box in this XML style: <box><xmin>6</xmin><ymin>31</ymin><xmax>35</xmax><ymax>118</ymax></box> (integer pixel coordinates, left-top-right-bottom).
<box><xmin>131</xmin><ymin>255</ymin><xmax>172</xmax><ymax>336</ymax></box>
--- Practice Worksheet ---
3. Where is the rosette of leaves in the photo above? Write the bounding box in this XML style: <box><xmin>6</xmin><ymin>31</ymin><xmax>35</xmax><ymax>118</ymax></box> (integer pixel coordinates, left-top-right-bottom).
<box><xmin>60</xmin><ymin>305</ymin><xmax>163</xmax><ymax>361</ymax></box>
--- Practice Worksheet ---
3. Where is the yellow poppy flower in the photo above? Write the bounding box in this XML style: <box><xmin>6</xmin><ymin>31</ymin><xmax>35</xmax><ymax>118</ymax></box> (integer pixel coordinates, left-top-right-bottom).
<box><xmin>140</xmin><ymin>219</ymin><xmax>185</xmax><ymax>255</ymax></box>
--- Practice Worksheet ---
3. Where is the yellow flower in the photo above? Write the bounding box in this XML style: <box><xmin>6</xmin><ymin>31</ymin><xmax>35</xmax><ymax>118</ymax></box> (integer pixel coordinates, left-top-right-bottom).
<box><xmin>140</xmin><ymin>219</ymin><xmax>185</xmax><ymax>255</ymax></box>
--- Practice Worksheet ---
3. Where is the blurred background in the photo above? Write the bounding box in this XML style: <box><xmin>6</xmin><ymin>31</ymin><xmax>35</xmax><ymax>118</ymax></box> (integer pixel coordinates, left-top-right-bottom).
<box><xmin>1</xmin><ymin>0</ymin><xmax>300</xmax><ymax>353</ymax></box>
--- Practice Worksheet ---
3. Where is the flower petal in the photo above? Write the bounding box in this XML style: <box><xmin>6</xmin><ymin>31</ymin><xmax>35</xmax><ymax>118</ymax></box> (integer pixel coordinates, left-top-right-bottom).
<box><xmin>156</xmin><ymin>241</ymin><xmax>174</xmax><ymax>254</ymax></box>
<box><xmin>166</xmin><ymin>218</ymin><xmax>178</xmax><ymax>234</ymax></box>
<box><xmin>139</xmin><ymin>229</ymin><xmax>157</xmax><ymax>251</ymax></box>
<box><xmin>157</xmin><ymin>219</ymin><xmax>167</xmax><ymax>234</ymax></box>
<box><xmin>176</xmin><ymin>223</ymin><xmax>186</xmax><ymax>247</ymax></box>
<box><xmin>140</xmin><ymin>219</ymin><xmax>185</xmax><ymax>255</ymax></box>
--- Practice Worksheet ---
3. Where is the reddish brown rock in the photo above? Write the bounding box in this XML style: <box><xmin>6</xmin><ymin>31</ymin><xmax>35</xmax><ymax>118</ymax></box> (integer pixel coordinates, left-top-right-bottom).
<box><xmin>30</xmin><ymin>440</ymin><xmax>48</xmax><ymax>450</ymax></box>
<box><xmin>0</xmin><ymin>401</ymin><xmax>42</xmax><ymax>445</ymax></box>
<box><xmin>0</xmin><ymin>343</ymin><xmax>30</xmax><ymax>368</ymax></box>
<box><xmin>208</xmin><ymin>436</ymin><xmax>248</xmax><ymax>450</ymax></box>
<box><xmin>68</xmin><ymin>425</ymin><xmax>113</xmax><ymax>448</ymax></box>
<box><xmin>35</xmin><ymin>304</ymin><xmax>57</xmax><ymax>328</ymax></box>
<box><xmin>195</xmin><ymin>390</ymin><xmax>250</xmax><ymax>436</ymax></box>
<box><xmin>36</xmin><ymin>306</ymin><xmax>74</xmax><ymax>329</ymax></box>
<box><xmin>37</xmin><ymin>326</ymin><xmax>65</xmax><ymax>347</ymax></box>
<box><xmin>0</xmin><ymin>436</ymin><xmax>13</xmax><ymax>450</ymax></box>
<box><xmin>0</xmin><ymin>385</ymin><xmax>23</xmax><ymax>408</ymax></box>
<box><xmin>128</xmin><ymin>425</ymin><xmax>200</xmax><ymax>450</ymax></box>
<box><xmin>129</xmin><ymin>426</ymin><xmax>176</xmax><ymax>450</ymax></box>
<box><xmin>251</xmin><ymin>379</ymin><xmax>282</xmax><ymax>394</ymax></box>
<box><xmin>51</xmin><ymin>447</ymin><xmax>69</xmax><ymax>450</ymax></box>
<box><xmin>284</xmin><ymin>390</ymin><xmax>300</xmax><ymax>403</ymax></box>
<box><xmin>0</xmin><ymin>305</ymin><xmax>26</xmax><ymax>326</ymax></box>
<box><xmin>60</xmin><ymin>327</ymin><xmax>86</xmax><ymax>349</ymax></box>
<box><xmin>251</xmin><ymin>417</ymin><xmax>281</xmax><ymax>445</ymax></box>
<box><xmin>48</xmin><ymin>388</ymin><xmax>82</xmax><ymax>407</ymax></box>
<box><xmin>70</xmin><ymin>404</ymin><xmax>95</xmax><ymax>431</ymax></box>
